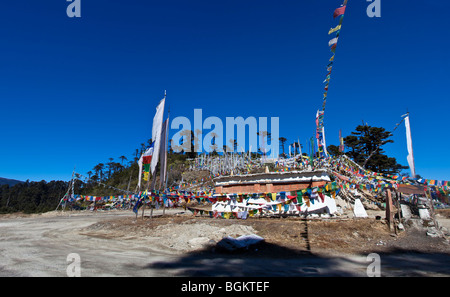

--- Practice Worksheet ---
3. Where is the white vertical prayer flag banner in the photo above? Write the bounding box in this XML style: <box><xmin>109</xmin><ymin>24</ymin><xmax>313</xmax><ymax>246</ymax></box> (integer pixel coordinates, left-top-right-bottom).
<box><xmin>322</xmin><ymin>126</ymin><xmax>329</xmax><ymax>157</ymax></box>
<box><xmin>137</xmin><ymin>154</ymin><xmax>143</xmax><ymax>189</ymax></box>
<box><xmin>405</xmin><ymin>115</ymin><xmax>416</xmax><ymax>178</ymax></box>
<box><xmin>159</xmin><ymin>118</ymin><xmax>169</xmax><ymax>188</ymax></box>
<box><xmin>150</xmin><ymin>98</ymin><xmax>165</xmax><ymax>174</ymax></box>
<box><xmin>298</xmin><ymin>138</ymin><xmax>302</xmax><ymax>157</ymax></box>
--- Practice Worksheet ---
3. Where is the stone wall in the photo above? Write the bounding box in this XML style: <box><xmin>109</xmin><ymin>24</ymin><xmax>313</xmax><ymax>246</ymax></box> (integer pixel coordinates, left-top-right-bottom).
<box><xmin>215</xmin><ymin>181</ymin><xmax>327</xmax><ymax>194</ymax></box>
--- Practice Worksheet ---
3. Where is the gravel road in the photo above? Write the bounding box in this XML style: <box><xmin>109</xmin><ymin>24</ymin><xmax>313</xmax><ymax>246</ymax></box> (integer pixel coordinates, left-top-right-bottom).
<box><xmin>0</xmin><ymin>210</ymin><xmax>449</xmax><ymax>277</ymax></box>
<box><xmin>0</xmin><ymin>210</ymin><xmax>180</xmax><ymax>276</ymax></box>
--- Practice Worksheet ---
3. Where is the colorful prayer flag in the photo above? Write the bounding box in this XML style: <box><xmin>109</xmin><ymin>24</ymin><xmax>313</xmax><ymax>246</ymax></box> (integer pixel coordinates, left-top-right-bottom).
<box><xmin>328</xmin><ymin>37</ymin><xmax>338</xmax><ymax>47</ymax></box>
<box><xmin>333</xmin><ymin>6</ymin><xmax>346</xmax><ymax>18</ymax></box>
<box><xmin>328</xmin><ymin>25</ymin><xmax>341</xmax><ymax>35</ymax></box>
<box><xmin>142</xmin><ymin>142</ymin><xmax>154</xmax><ymax>165</ymax></box>
<box><xmin>330</xmin><ymin>43</ymin><xmax>337</xmax><ymax>52</ymax></box>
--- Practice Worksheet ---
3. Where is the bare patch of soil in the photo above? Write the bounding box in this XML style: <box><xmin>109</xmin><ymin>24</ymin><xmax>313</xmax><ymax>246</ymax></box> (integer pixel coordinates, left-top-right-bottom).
<box><xmin>83</xmin><ymin>212</ymin><xmax>450</xmax><ymax>256</ymax></box>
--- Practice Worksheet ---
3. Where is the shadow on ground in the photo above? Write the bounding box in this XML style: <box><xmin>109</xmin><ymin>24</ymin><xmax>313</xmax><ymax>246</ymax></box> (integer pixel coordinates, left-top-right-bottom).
<box><xmin>373</xmin><ymin>249</ymin><xmax>450</xmax><ymax>276</ymax></box>
<box><xmin>145</xmin><ymin>242</ymin><xmax>332</xmax><ymax>276</ymax></box>
<box><xmin>132</xmin><ymin>214</ymin><xmax>450</xmax><ymax>276</ymax></box>
<box><xmin>144</xmin><ymin>241</ymin><xmax>450</xmax><ymax>277</ymax></box>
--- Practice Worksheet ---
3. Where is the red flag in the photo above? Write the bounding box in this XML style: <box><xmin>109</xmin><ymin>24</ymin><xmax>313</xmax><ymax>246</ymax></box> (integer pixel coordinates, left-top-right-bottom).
<box><xmin>142</xmin><ymin>142</ymin><xmax>154</xmax><ymax>164</ymax></box>
<box><xmin>333</xmin><ymin>6</ymin><xmax>346</xmax><ymax>18</ymax></box>
<box><xmin>143</xmin><ymin>155</ymin><xmax>152</xmax><ymax>164</ymax></box>
<box><xmin>330</xmin><ymin>43</ymin><xmax>337</xmax><ymax>52</ymax></box>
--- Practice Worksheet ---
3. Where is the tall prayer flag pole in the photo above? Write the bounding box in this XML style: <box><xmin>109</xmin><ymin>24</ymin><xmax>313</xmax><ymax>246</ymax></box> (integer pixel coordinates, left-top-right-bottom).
<box><xmin>160</xmin><ymin>105</ymin><xmax>170</xmax><ymax>190</ymax></box>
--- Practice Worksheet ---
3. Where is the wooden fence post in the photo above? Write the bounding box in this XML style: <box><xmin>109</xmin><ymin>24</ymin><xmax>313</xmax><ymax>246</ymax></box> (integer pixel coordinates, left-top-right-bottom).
<box><xmin>386</xmin><ymin>189</ymin><xmax>393</xmax><ymax>232</ymax></box>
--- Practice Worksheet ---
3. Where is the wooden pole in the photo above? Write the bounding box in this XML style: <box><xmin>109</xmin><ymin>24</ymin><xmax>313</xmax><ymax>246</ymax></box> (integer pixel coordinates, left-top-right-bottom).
<box><xmin>141</xmin><ymin>176</ymin><xmax>150</xmax><ymax>220</ymax></box>
<box><xmin>426</xmin><ymin>188</ymin><xmax>440</xmax><ymax>230</ymax></box>
<box><xmin>386</xmin><ymin>189</ymin><xmax>393</xmax><ymax>232</ymax></box>
<box><xmin>142</xmin><ymin>166</ymin><xmax>156</xmax><ymax>219</ymax></box>
<box><xmin>141</xmin><ymin>199</ymin><xmax>146</xmax><ymax>219</ymax></box>
<box><xmin>394</xmin><ymin>190</ymin><xmax>401</xmax><ymax>235</ymax></box>
<box><xmin>161</xmin><ymin>179</ymin><xmax>166</xmax><ymax>217</ymax></box>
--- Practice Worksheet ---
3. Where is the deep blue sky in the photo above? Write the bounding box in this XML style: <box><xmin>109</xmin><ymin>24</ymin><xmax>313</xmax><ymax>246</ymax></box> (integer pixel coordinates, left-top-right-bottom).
<box><xmin>1</xmin><ymin>0</ymin><xmax>449</xmax><ymax>182</ymax></box>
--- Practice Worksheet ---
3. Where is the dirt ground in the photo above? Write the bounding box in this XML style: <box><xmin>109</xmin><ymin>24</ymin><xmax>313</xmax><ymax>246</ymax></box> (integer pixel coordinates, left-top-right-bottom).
<box><xmin>85</xmin><ymin>209</ymin><xmax>450</xmax><ymax>256</ymax></box>
<box><xmin>0</xmin><ymin>208</ymin><xmax>449</xmax><ymax>277</ymax></box>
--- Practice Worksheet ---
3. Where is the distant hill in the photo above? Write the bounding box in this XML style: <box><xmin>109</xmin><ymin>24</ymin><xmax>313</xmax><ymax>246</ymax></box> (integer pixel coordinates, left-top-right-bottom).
<box><xmin>0</xmin><ymin>177</ymin><xmax>24</xmax><ymax>187</ymax></box>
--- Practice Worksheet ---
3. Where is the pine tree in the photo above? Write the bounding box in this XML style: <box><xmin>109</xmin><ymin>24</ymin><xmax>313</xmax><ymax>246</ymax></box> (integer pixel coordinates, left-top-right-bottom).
<box><xmin>331</xmin><ymin>125</ymin><xmax>407</xmax><ymax>174</ymax></box>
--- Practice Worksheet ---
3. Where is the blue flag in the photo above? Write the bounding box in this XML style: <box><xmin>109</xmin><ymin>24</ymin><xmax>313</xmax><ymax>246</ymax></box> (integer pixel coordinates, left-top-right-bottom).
<box><xmin>133</xmin><ymin>195</ymin><xmax>143</xmax><ymax>214</ymax></box>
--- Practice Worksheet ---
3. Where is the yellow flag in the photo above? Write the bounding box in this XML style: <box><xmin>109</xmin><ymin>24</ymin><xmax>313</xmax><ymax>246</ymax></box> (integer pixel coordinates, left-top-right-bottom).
<box><xmin>305</xmin><ymin>197</ymin><xmax>310</xmax><ymax>207</ymax></box>
<box><xmin>328</xmin><ymin>25</ymin><xmax>341</xmax><ymax>35</ymax></box>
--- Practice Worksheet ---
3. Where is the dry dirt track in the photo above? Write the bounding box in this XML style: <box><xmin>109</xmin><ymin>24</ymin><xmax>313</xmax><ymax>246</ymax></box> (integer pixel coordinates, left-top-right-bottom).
<box><xmin>0</xmin><ymin>210</ymin><xmax>182</xmax><ymax>277</ymax></box>
<box><xmin>0</xmin><ymin>209</ymin><xmax>449</xmax><ymax>277</ymax></box>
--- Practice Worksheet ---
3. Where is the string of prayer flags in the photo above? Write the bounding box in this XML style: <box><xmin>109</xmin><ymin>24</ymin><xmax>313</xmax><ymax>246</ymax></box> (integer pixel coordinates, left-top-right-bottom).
<box><xmin>317</xmin><ymin>0</ymin><xmax>349</xmax><ymax>156</ymax></box>
<box><xmin>417</xmin><ymin>178</ymin><xmax>450</xmax><ymax>190</ymax></box>
<box><xmin>271</xmin><ymin>192</ymin><xmax>277</xmax><ymax>201</ymax></box>
<box><xmin>316</xmin><ymin>110</ymin><xmax>327</xmax><ymax>157</ymax></box>
<box><xmin>296</xmin><ymin>191</ymin><xmax>303</xmax><ymax>204</ymax></box>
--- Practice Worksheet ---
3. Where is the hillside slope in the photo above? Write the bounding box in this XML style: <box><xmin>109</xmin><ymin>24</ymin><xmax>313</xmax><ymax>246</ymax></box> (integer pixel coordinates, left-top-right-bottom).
<box><xmin>0</xmin><ymin>177</ymin><xmax>24</xmax><ymax>187</ymax></box>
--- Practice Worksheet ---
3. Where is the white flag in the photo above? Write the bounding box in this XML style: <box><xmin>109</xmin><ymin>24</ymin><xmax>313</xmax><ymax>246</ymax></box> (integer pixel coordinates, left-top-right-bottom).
<box><xmin>322</xmin><ymin>126</ymin><xmax>329</xmax><ymax>157</ymax></box>
<box><xmin>405</xmin><ymin>115</ymin><xmax>416</xmax><ymax>178</ymax></box>
<box><xmin>150</xmin><ymin>98</ymin><xmax>165</xmax><ymax>174</ymax></box>
<box><xmin>298</xmin><ymin>138</ymin><xmax>302</xmax><ymax>157</ymax></box>
<box><xmin>328</xmin><ymin>37</ymin><xmax>338</xmax><ymax>47</ymax></box>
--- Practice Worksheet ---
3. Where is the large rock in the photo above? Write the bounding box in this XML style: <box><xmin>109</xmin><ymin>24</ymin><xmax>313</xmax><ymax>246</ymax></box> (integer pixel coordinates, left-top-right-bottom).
<box><xmin>216</xmin><ymin>234</ymin><xmax>264</xmax><ymax>252</ymax></box>
<box><xmin>187</xmin><ymin>237</ymin><xmax>215</xmax><ymax>249</ymax></box>
<box><xmin>353</xmin><ymin>199</ymin><xmax>368</xmax><ymax>218</ymax></box>
<box><xmin>418</xmin><ymin>208</ymin><xmax>431</xmax><ymax>220</ymax></box>
<box><xmin>400</xmin><ymin>203</ymin><xmax>412</xmax><ymax>219</ymax></box>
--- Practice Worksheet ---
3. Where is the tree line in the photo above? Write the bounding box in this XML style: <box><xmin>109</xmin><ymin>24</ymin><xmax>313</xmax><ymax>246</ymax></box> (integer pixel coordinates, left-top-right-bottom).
<box><xmin>0</xmin><ymin>180</ymin><xmax>68</xmax><ymax>214</ymax></box>
<box><xmin>0</xmin><ymin>139</ymin><xmax>185</xmax><ymax>214</ymax></box>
